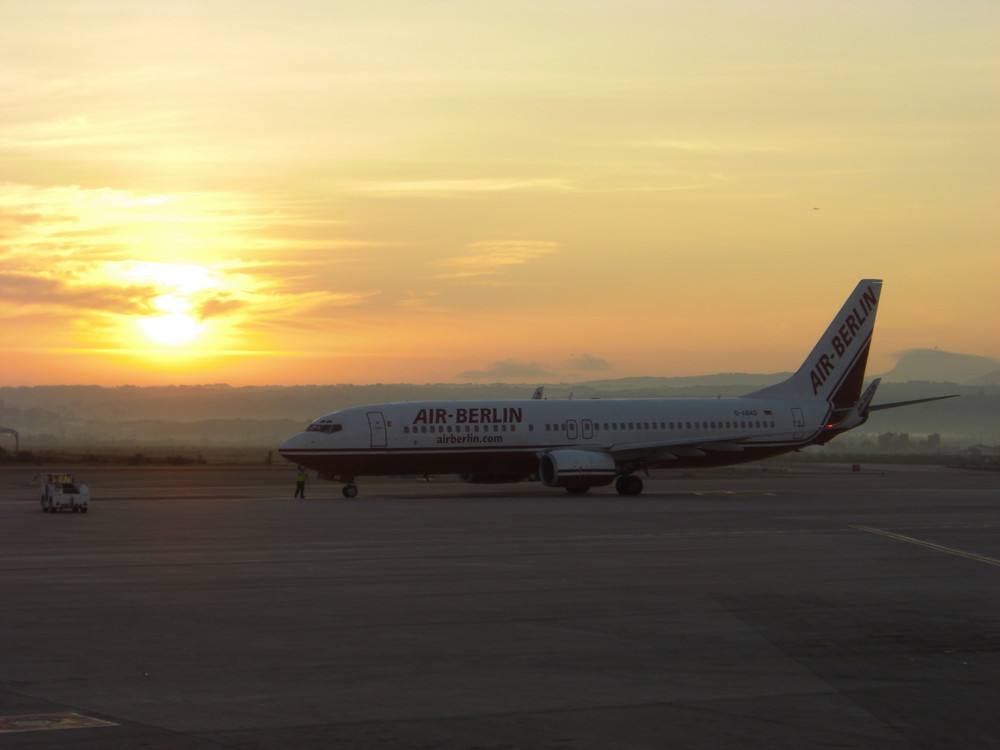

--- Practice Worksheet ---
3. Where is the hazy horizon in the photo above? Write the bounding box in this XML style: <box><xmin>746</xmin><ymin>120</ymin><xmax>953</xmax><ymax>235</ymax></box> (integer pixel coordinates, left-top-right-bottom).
<box><xmin>3</xmin><ymin>2</ymin><xmax>998</xmax><ymax>387</ymax></box>
<box><xmin>1</xmin><ymin>347</ymin><xmax>997</xmax><ymax>390</ymax></box>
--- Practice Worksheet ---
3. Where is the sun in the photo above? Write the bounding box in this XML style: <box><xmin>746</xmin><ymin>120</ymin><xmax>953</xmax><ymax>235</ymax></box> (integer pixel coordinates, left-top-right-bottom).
<box><xmin>139</xmin><ymin>312</ymin><xmax>203</xmax><ymax>346</ymax></box>
<box><xmin>97</xmin><ymin>260</ymin><xmax>249</xmax><ymax>352</ymax></box>
<box><xmin>138</xmin><ymin>294</ymin><xmax>204</xmax><ymax>347</ymax></box>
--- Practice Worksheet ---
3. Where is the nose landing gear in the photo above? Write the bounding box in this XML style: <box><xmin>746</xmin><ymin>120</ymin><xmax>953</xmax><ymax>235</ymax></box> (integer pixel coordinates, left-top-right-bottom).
<box><xmin>342</xmin><ymin>483</ymin><xmax>358</xmax><ymax>498</ymax></box>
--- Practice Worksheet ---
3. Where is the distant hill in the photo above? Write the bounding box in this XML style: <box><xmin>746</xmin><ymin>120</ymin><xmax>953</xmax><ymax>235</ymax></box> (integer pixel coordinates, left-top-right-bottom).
<box><xmin>880</xmin><ymin>349</ymin><xmax>1000</xmax><ymax>384</ymax></box>
<box><xmin>577</xmin><ymin>373</ymin><xmax>789</xmax><ymax>391</ymax></box>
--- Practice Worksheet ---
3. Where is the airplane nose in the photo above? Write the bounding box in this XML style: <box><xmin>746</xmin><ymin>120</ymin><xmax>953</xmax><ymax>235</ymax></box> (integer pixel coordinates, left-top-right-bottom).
<box><xmin>278</xmin><ymin>431</ymin><xmax>311</xmax><ymax>458</ymax></box>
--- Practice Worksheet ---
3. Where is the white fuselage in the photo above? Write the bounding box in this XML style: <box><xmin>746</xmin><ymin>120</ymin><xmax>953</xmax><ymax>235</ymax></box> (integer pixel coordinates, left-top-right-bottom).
<box><xmin>279</xmin><ymin>396</ymin><xmax>832</xmax><ymax>482</ymax></box>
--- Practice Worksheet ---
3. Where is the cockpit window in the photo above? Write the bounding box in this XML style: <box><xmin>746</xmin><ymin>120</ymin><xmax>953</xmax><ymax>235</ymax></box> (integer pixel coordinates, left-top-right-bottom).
<box><xmin>306</xmin><ymin>423</ymin><xmax>343</xmax><ymax>434</ymax></box>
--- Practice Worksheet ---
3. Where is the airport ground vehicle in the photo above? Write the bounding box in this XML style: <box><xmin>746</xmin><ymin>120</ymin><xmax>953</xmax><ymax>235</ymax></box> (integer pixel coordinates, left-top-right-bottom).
<box><xmin>39</xmin><ymin>473</ymin><xmax>90</xmax><ymax>513</ymax></box>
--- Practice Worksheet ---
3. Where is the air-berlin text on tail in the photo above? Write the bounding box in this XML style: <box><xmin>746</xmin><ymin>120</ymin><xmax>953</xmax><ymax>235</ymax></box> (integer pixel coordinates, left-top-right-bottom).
<box><xmin>810</xmin><ymin>285</ymin><xmax>879</xmax><ymax>395</ymax></box>
<box><xmin>412</xmin><ymin>407</ymin><xmax>524</xmax><ymax>425</ymax></box>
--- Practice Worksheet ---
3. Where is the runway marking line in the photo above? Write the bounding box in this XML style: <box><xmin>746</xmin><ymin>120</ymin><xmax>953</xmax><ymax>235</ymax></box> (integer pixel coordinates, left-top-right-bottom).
<box><xmin>852</xmin><ymin>525</ymin><xmax>1000</xmax><ymax>567</ymax></box>
<box><xmin>0</xmin><ymin>713</ymin><xmax>118</xmax><ymax>733</ymax></box>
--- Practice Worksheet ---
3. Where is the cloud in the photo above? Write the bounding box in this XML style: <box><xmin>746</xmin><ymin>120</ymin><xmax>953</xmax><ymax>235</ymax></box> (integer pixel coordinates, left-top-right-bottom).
<box><xmin>0</xmin><ymin>182</ymin><xmax>360</xmax><ymax>327</ymax></box>
<box><xmin>348</xmin><ymin>178</ymin><xmax>571</xmax><ymax>196</ymax></box>
<box><xmin>435</xmin><ymin>240</ymin><xmax>561</xmax><ymax>279</ymax></box>
<box><xmin>458</xmin><ymin>359</ymin><xmax>551</xmax><ymax>381</ymax></box>
<box><xmin>0</xmin><ymin>270</ymin><xmax>153</xmax><ymax>315</ymax></box>
<box><xmin>567</xmin><ymin>353</ymin><xmax>611</xmax><ymax>372</ymax></box>
<box><xmin>196</xmin><ymin>295</ymin><xmax>249</xmax><ymax>320</ymax></box>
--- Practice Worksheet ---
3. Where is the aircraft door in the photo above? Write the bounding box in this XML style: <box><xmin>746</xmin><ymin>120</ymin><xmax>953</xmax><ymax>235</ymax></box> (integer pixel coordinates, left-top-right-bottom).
<box><xmin>581</xmin><ymin>419</ymin><xmax>594</xmax><ymax>439</ymax></box>
<box><xmin>791</xmin><ymin>408</ymin><xmax>805</xmax><ymax>440</ymax></box>
<box><xmin>367</xmin><ymin>411</ymin><xmax>387</xmax><ymax>448</ymax></box>
<box><xmin>566</xmin><ymin>419</ymin><xmax>578</xmax><ymax>440</ymax></box>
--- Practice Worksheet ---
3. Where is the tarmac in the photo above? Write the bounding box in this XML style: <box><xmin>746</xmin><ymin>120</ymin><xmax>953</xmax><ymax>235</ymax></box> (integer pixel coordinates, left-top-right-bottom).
<box><xmin>1</xmin><ymin>461</ymin><xmax>998</xmax><ymax>749</ymax></box>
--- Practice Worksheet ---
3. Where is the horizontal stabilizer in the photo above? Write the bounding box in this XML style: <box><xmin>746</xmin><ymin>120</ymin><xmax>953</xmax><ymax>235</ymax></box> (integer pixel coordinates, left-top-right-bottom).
<box><xmin>869</xmin><ymin>394</ymin><xmax>959</xmax><ymax>412</ymax></box>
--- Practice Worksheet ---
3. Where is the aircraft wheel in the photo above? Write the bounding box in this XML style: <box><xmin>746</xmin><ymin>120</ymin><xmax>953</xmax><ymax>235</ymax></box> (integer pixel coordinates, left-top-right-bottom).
<box><xmin>616</xmin><ymin>475</ymin><xmax>644</xmax><ymax>496</ymax></box>
<box><xmin>81</xmin><ymin>507</ymin><xmax>88</xmax><ymax>513</ymax></box>
<box><xmin>342</xmin><ymin>484</ymin><xmax>358</xmax><ymax>498</ymax></box>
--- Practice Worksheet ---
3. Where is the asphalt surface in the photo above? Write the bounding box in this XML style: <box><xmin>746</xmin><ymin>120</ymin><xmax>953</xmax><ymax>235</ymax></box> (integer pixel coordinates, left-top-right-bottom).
<box><xmin>1</xmin><ymin>462</ymin><xmax>998</xmax><ymax>749</ymax></box>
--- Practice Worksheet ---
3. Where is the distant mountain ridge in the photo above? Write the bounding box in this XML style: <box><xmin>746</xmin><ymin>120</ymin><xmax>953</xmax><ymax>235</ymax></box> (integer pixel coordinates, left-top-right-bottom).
<box><xmin>880</xmin><ymin>349</ymin><xmax>1000</xmax><ymax>385</ymax></box>
<box><xmin>576</xmin><ymin>373</ymin><xmax>789</xmax><ymax>390</ymax></box>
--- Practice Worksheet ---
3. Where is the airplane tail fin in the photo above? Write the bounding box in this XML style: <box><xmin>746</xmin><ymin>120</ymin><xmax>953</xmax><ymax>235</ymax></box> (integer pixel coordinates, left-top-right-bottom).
<box><xmin>747</xmin><ymin>279</ymin><xmax>883</xmax><ymax>410</ymax></box>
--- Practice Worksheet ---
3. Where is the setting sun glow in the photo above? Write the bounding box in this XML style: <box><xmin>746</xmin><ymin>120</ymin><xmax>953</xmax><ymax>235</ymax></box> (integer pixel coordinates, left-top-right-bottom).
<box><xmin>138</xmin><ymin>314</ymin><xmax>202</xmax><ymax>346</ymax></box>
<box><xmin>1</xmin><ymin>2</ymin><xmax>997</xmax><ymax>386</ymax></box>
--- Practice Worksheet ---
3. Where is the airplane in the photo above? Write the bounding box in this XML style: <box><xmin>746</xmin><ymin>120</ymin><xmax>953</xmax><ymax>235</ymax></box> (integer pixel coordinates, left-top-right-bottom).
<box><xmin>279</xmin><ymin>279</ymin><xmax>956</xmax><ymax>497</ymax></box>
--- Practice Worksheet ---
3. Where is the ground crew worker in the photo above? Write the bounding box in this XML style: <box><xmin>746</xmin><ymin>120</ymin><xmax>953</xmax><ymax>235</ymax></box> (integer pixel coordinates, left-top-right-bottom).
<box><xmin>294</xmin><ymin>466</ymin><xmax>307</xmax><ymax>498</ymax></box>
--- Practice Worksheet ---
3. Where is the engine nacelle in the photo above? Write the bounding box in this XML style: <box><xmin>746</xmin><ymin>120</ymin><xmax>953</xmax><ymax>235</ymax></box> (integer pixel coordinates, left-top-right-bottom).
<box><xmin>538</xmin><ymin>449</ymin><xmax>617</xmax><ymax>489</ymax></box>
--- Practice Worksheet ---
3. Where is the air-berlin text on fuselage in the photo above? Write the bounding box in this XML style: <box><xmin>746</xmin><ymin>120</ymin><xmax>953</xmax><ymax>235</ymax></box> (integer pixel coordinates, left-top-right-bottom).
<box><xmin>412</xmin><ymin>407</ymin><xmax>523</xmax><ymax>425</ymax></box>
<box><xmin>810</xmin><ymin>285</ymin><xmax>879</xmax><ymax>395</ymax></box>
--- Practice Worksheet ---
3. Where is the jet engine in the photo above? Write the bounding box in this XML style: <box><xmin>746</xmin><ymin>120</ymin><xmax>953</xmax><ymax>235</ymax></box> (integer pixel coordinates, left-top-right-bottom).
<box><xmin>538</xmin><ymin>449</ymin><xmax>617</xmax><ymax>489</ymax></box>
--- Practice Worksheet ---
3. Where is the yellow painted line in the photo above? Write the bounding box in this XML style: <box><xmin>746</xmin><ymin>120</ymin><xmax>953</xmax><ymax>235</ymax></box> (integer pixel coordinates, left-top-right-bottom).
<box><xmin>852</xmin><ymin>525</ymin><xmax>1000</xmax><ymax>567</ymax></box>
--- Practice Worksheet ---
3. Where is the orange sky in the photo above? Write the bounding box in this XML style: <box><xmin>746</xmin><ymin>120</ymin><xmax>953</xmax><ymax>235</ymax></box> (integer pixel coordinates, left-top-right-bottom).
<box><xmin>2</xmin><ymin>1</ymin><xmax>998</xmax><ymax>386</ymax></box>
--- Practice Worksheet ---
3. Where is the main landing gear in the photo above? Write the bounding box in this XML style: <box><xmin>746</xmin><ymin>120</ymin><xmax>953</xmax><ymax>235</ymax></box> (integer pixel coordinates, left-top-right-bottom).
<box><xmin>342</xmin><ymin>484</ymin><xmax>358</xmax><ymax>498</ymax></box>
<box><xmin>615</xmin><ymin>474</ymin><xmax>643</xmax><ymax>496</ymax></box>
